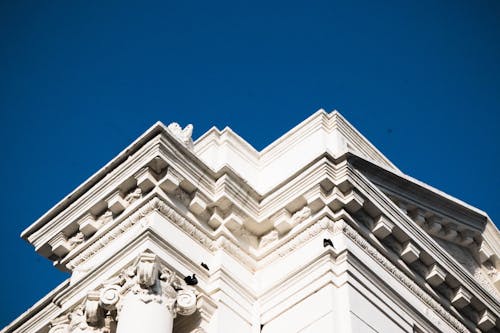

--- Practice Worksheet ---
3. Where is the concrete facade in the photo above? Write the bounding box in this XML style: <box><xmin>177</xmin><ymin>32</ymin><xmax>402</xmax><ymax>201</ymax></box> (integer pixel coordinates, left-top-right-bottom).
<box><xmin>2</xmin><ymin>110</ymin><xmax>499</xmax><ymax>333</ymax></box>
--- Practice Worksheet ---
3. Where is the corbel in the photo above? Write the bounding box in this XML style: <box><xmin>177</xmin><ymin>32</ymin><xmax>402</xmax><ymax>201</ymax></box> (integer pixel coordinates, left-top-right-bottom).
<box><xmin>78</xmin><ymin>212</ymin><xmax>100</xmax><ymax>237</ymax></box>
<box><xmin>159</xmin><ymin>167</ymin><xmax>182</xmax><ymax>193</ymax></box>
<box><xmin>208</xmin><ymin>206</ymin><xmax>225</xmax><ymax>229</ymax></box>
<box><xmin>371</xmin><ymin>215</ymin><xmax>394</xmax><ymax>240</ymax></box>
<box><xmin>189</xmin><ymin>192</ymin><xmax>209</xmax><ymax>215</ymax></box>
<box><xmin>450</xmin><ymin>286</ymin><xmax>472</xmax><ymax>309</ymax></box>
<box><xmin>400</xmin><ymin>241</ymin><xmax>420</xmax><ymax>264</ymax></box>
<box><xmin>135</xmin><ymin>166</ymin><xmax>157</xmax><ymax>193</ymax></box>
<box><xmin>273</xmin><ymin>208</ymin><xmax>293</xmax><ymax>234</ymax></box>
<box><xmin>49</xmin><ymin>232</ymin><xmax>72</xmax><ymax>257</ymax></box>
<box><xmin>106</xmin><ymin>190</ymin><xmax>129</xmax><ymax>215</ymax></box>
<box><xmin>425</xmin><ymin>263</ymin><xmax>447</xmax><ymax>287</ymax></box>
<box><xmin>477</xmin><ymin>309</ymin><xmax>496</xmax><ymax>331</ymax></box>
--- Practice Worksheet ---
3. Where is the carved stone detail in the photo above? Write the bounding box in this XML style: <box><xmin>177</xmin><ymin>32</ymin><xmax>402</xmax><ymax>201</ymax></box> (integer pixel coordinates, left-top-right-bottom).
<box><xmin>98</xmin><ymin>210</ymin><xmax>114</xmax><ymax>225</ymax></box>
<box><xmin>232</xmin><ymin>226</ymin><xmax>258</xmax><ymax>247</ymax></box>
<box><xmin>260</xmin><ymin>229</ymin><xmax>279</xmax><ymax>248</ymax></box>
<box><xmin>176</xmin><ymin>289</ymin><xmax>198</xmax><ymax>316</ymax></box>
<box><xmin>85</xmin><ymin>291</ymin><xmax>103</xmax><ymax>325</ymax></box>
<box><xmin>68</xmin><ymin>197</ymin><xmax>217</xmax><ymax>270</ymax></box>
<box><xmin>68</xmin><ymin>232</ymin><xmax>85</xmax><ymax>247</ymax></box>
<box><xmin>53</xmin><ymin>251</ymin><xmax>201</xmax><ymax>333</ymax></box>
<box><xmin>136</xmin><ymin>252</ymin><xmax>159</xmax><ymax>287</ymax></box>
<box><xmin>62</xmin><ymin>195</ymin><xmax>494</xmax><ymax>333</ymax></box>
<box><xmin>167</xmin><ymin>122</ymin><xmax>194</xmax><ymax>147</ymax></box>
<box><xmin>99</xmin><ymin>285</ymin><xmax>121</xmax><ymax>310</ymax></box>
<box><xmin>51</xmin><ymin>231</ymin><xmax>86</xmax><ymax>258</ymax></box>
<box><xmin>48</xmin><ymin>316</ymin><xmax>70</xmax><ymax>333</ymax></box>
<box><xmin>115</xmin><ymin>252</ymin><xmax>196</xmax><ymax>315</ymax></box>
<box><xmin>291</xmin><ymin>206</ymin><xmax>311</xmax><ymax>224</ymax></box>
<box><xmin>438</xmin><ymin>239</ymin><xmax>500</xmax><ymax>298</ymax></box>
<box><xmin>124</xmin><ymin>188</ymin><xmax>142</xmax><ymax>205</ymax></box>
<box><xmin>68</xmin><ymin>307</ymin><xmax>90</xmax><ymax>333</ymax></box>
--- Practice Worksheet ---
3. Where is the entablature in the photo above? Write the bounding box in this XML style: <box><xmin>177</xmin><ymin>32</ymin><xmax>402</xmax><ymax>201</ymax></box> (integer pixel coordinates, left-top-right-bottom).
<box><xmin>15</xmin><ymin>110</ymin><xmax>500</xmax><ymax>333</ymax></box>
<box><xmin>351</xmin><ymin>157</ymin><xmax>498</xmax><ymax>265</ymax></box>
<box><xmin>23</xmin><ymin>144</ymin><xmax>500</xmax><ymax>316</ymax></box>
<box><xmin>9</xmin><ymin>185</ymin><xmax>500</xmax><ymax>333</ymax></box>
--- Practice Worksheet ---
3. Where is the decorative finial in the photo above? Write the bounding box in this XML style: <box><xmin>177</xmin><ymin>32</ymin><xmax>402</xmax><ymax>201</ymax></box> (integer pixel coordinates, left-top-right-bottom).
<box><xmin>167</xmin><ymin>122</ymin><xmax>194</xmax><ymax>148</ymax></box>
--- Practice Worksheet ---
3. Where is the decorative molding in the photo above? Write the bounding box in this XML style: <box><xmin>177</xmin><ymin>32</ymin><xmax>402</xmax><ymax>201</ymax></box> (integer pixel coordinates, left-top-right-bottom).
<box><xmin>259</xmin><ymin>230</ymin><xmax>279</xmax><ymax>249</ymax></box>
<box><xmin>153</xmin><ymin>199</ymin><xmax>218</xmax><ymax>252</ymax></box>
<box><xmin>342</xmin><ymin>223</ymin><xmax>471</xmax><ymax>333</ymax></box>
<box><xmin>67</xmin><ymin>197</ymin><xmax>218</xmax><ymax>270</ymax></box>
<box><xmin>217</xmin><ymin>236</ymin><xmax>256</xmax><ymax>267</ymax></box>
<box><xmin>176</xmin><ymin>289</ymin><xmax>198</xmax><ymax>316</ymax></box>
<box><xmin>348</xmin><ymin>164</ymin><xmax>500</xmax><ymax>317</ymax></box>
<box><xmin>10</xmin><ymin>111</ymin><xmax>500</xmax><ymax>333</ymax></box>
<box><xmin>262</xmin><ymin>215</ymin><xmax>345</xmax><ymax>265</ymax></box>
<box><xmin>438</xmin><ymin>239</ymin><xmax>500</xmax><ymax>299</ymax></box>
<box><xmin>387</xmin><ymin>195</ymin><xmax>482</xmax><ymax>250</ymax></box>
<box><xmin>48</xmin><ymin>316</ymin><xmax>70</xmax><ymax>333</ymax></box>
<box><xmin>124</xmin><ymin>188</ymin><xmax>142</xmax><ymax>205</ymax></box>
<box><xmin>62</xmin><ymin>190</ymin><xmax>498</xmax><ymax>333</ymax></box>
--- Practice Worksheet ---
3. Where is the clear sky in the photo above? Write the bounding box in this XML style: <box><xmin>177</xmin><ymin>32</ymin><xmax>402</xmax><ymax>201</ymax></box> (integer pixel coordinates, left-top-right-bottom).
<box><xmin>0</xmin><ymin>0</ymin><xmax>499</xmax><ymax>328</ymax></box>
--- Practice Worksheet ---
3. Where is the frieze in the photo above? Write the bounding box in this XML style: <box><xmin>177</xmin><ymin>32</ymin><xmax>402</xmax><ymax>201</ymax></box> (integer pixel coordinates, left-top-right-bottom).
<box><xmin>67</xmin><ymin>197</ymin><xmax>217</xmax><ymax>270</ymax></box>
<box><xmin>63</xmin><ymin>196</ymin><xmax>497</xmax><ymax>333</ymax></box>
<box><xmin>259</xmin><ymin>230</ymin><xmax>279</xmax><ymax>249</ymax></box>
<box><xmin>261</xmin><ymin>214</ymin><xmax>345</xmax><ymax>265</ymax></box>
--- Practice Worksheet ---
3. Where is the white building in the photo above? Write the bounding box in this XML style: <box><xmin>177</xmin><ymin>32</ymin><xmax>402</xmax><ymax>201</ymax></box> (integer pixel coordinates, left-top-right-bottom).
<box><xmin>2</xmin><ymin>110</ymin><xmax>499</xmax><ymax>333</ymax></box>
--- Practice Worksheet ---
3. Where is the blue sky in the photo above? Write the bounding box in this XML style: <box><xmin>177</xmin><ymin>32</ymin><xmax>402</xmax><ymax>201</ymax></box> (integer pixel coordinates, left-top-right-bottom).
<box><xmin>0</xmin><ymin>0</ymin><xmax>499</xmax><ymax>327</ymax></box>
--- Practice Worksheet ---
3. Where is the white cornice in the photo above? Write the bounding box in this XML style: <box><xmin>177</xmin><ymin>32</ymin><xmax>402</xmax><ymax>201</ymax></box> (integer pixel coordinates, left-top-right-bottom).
<box><xmin>348</xmin><ymin>166</ymin><xmax>500</xmax><ymax>311</ymax></box>
<box><xmin>21</xmin><ymin>121</ymin><xmax>168</xmax><ymax>240</ymax></box>
<box><xmin>351</xmin><ymin>156</ymin><xmax>488</xmax><ymax>231</ymax></box>
<box><xmin>193</xmin><ymin>109</ymin><xmax>400</xmax><ymax>193</ymax></box>
<box><xmin>21</xmin><ymin>109</ymin><xmax>496</xmax><ymax>250</ymax></box>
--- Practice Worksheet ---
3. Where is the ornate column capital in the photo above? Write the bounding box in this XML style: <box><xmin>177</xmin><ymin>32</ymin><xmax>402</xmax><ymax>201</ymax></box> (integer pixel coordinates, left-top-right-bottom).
<box><xmin>136</xmin><ymin>252</ymin><xmax>159</xmax><ymax>287</ymax></box>
<box><xmin>49</xmin><ymin>251</ymin><xmax>200</xmax><ymax>333</ymax></box>
<box><xmin>98</xmin><ymin>251</ymin><xmax>198</xmax><ymax>317</ymax></box>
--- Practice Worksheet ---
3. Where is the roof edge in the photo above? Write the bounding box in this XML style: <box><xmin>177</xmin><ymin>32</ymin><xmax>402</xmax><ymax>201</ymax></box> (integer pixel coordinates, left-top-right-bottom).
<box><xmin>21</xmin><ymin>121</ymin><xmax>168</xmax><ymax>240</ymax></box>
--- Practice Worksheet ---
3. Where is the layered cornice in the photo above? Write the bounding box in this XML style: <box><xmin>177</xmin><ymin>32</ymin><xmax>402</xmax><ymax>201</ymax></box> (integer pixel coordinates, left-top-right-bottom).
<box><xmin>15</xmin><ymin>109</ymin><xmax>500</xmax><ymax>332</ymax></box>
<box><xmin>194</xmin><ymin>109</ymin><xmax>400</xmax><ymax>194</ymax></box>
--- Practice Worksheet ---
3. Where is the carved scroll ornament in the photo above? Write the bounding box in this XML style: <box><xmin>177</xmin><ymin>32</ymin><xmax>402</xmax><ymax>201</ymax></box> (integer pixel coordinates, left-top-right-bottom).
<box><xmin>49</xmin><ymin>251</ymin><xmax>198</xmax><ymax>332</ymax></box>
